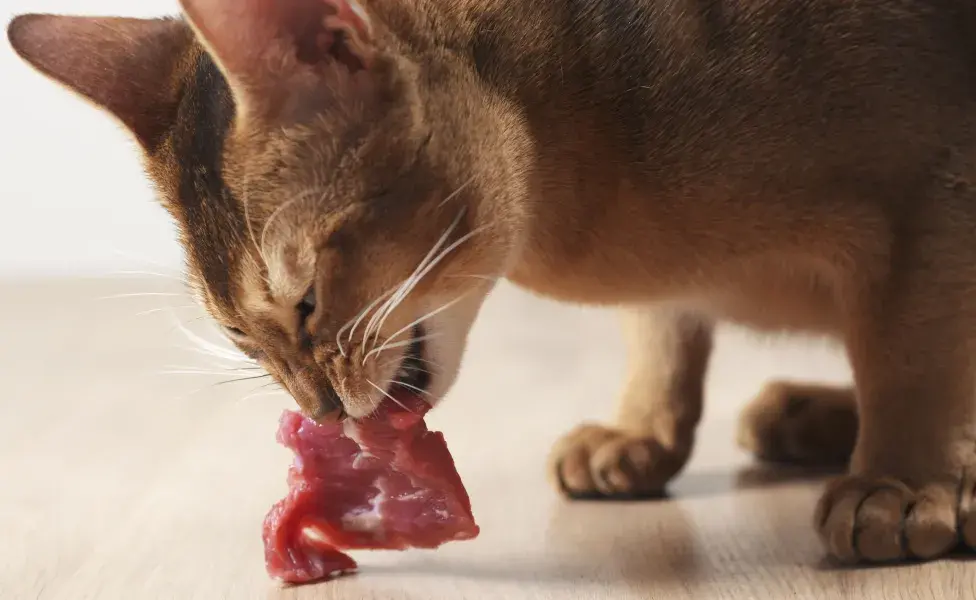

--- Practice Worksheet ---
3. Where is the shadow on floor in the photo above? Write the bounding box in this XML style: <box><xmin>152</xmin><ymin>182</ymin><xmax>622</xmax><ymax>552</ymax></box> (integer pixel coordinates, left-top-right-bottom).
<box><xmin>672</xmin><ymin>462</ymin><xmax>841</xmax><ymax>498</ymax></box>
<box><xmin>322</xmin><ymin>464</ymin><xmax>849</xmax><ymax>593</ymax></box>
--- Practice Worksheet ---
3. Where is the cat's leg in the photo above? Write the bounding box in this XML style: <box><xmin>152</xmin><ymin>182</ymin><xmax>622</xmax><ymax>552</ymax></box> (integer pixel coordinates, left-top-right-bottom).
<box><xmin>737</xmin><ymin>382</ymin><xmax>857</xmax><ymax>467</ymax></box>
<box><xmin>815</xmin><ymin>227</ymin><xmax>976</xmax><ymax>563</ymax></box>
<box><xmin>550</xmin><ymin>306</ymin><xmax>712</xmax><ymax>498</ymax></box>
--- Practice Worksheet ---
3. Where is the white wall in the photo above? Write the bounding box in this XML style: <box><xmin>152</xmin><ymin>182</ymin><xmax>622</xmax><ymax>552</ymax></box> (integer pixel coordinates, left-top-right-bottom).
<box><xmin>1</xmin><ymin>1</ymin><xmax>186</xmax><ymax>276</ymax></box>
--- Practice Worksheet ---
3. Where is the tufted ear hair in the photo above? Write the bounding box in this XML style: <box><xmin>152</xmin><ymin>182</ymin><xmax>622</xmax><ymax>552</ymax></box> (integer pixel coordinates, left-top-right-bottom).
<box><xmin>178</xmin><ymin>0</ymin><xmax>376</xmax><ymax>120</ymax></box>
<box><xmin>7</xmin><ymin>14</ymin><xmax>191</xmax><ymax>149</ymax></box>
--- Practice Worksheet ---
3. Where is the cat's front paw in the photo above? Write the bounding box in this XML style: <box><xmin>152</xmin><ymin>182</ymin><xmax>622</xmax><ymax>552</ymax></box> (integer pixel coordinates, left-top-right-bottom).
<box><xmin>548</xmin><ymin>424</ymin><xmax>687</xmax><ymax>499</ymax></box>
<box><xmin>815</xmin><ymin>471</ymin><xmax>976</xmax><ymax>563</ymax></box>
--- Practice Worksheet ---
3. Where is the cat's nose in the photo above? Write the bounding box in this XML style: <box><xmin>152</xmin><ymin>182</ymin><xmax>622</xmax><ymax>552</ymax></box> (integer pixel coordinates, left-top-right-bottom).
<box><xmin>308</xmin><ymin>384</ymin><xmax>345</xmax><ymax>424</ymax></box>
<box><xmin>282</xmin><ymin>365</ymin><xmax>345</xmax><ymax>424</ymax></box>
<box><xmin>311</xmin><ymin>403</ymin><xmax>344</xmax><ymax>424</ymax></box>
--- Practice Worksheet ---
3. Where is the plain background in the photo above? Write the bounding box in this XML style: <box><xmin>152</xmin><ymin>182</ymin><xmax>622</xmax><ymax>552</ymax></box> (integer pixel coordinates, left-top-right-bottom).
<box><xmin>2</xmin><ymin>0</ymin><xmax>184</xmax><ymax>277</ymax></box>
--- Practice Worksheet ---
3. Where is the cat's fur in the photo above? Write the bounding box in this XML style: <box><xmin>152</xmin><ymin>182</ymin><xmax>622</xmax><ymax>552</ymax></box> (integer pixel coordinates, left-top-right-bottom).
<box><xmin>8</xmin><ymin>0</ymin><xmax>976</xmax><ymax>565</ymax></box>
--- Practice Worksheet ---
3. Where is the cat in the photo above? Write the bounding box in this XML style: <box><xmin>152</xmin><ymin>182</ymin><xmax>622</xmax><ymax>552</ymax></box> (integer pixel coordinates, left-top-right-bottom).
<box><xmin>8</xmin><ymin>0</ymin><xmax>976</xmax><ymax>566</ymax></box>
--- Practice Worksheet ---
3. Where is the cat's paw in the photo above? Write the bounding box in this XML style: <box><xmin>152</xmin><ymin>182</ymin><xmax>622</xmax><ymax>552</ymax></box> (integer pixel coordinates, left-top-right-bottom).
<box><xmin>815</xmin><ymin>471</ymin><xmax>976</xmax><ymax>563</ymax></box>
<box><xmin>548</xmin><ymin>424</ymin><xmax>686</xmax><ymax>498</ymax></box>
<box><xmin>737</xmin><ymin>382</ymin><xmax>857</xmax><ymax>467</ymax></box>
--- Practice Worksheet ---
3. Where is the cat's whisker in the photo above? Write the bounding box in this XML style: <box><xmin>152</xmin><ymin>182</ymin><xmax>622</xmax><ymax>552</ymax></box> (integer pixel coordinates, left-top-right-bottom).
<box><xmin>377</xmin><ymin>355</ymin><xmax>446</xmax><ymax>372</ymax></box>
<box><xmin>337</xmin><ymin>285</ymin><xmax>399</xmax><ymax>358</ymax></box>
<box><xmin>366</xmin><ymin>379</ymin><xmax>417</xmax><ymax>414</ymax></box>
<box><xmin>159</xmin><ymin>305</ymin><xmax>262</xmax><ymax>370</ymax></box>
<box><xmin>394</xmin><ymin>366</ymin><xmax>435</xmax><ymax>381</ymax></box>
<box><xmin>435</xmin><ymin>176</ymin><xmax>475</xmax><ymax>209</ymax></box>
<box><xmin>235</xmin><ymin>381</ymin><xmax>283</xmax><ymax>404</ymax></box>
<box><xmin>363</xmin><ymin>207</ymin><xmax>467</xmax><ymax>347</ymax></box>
<box><xmin>369</xmin><ymin>220</ymin><xmax>493</xmax><ymax>354</ymax></box>
<box><xmin>110</xmin><ymin>270</ymin><xmax>185</xmax><ymax>281</ymax></box>
<box><xmin>258</xmin><ymin>188</ymin><xmax>324</xmax><ymax>254</ymax></box>
<box><xmin>414</xmin><ymin>356</ymin><xmax>447</xmax><ymax>371</ymax></box>
<box><xmin>240</xmin><ymin>388</ymin><xmax>286</xmax><ymax>403</ymax></box>
<box><xmin>362</xmin><ymin>205</ymin><xmax>468</xmax><ymax>344</ymax></box>
<box><xmin>179</xmin><ymin>339</ymin><xmax>253</xmax><ymax>366</ymax></box>
<box><xmin>376</xmin><ymin>357</ymin><xmax>434</xmax><ymax>375</ymax></box>
<box><xmin>168</xmin><ymin>347</ymin><xmax>258</xmax><ymax>371</ymax></box>
<box><xmin>393</xmin><ymin>380</ymin><xmax>433</xmax><ymax>397</ymax></box>
<box><xmin>364</xmin><ymin>294</ymin><xmax>469</xmax><ymax>363</ymax></box>
<box><xmin>213</xmin><ymin>374</ymin><xmax>273</xmax><ymax>387</ymax></box>
<box><xmin>160</xmin><ymin>364</ymin><xmax>265</xmax><ymax>377</ymax></box>
<box><xmin>443</xmin><ymin>273</ymin><xmax>502</xmax><ymax>284</ymax></box>
<box><xmin>136</xmin><ymin>305</ymin><xmax>198</xmax><ymax>317</ymax></box>
<box><xmin>172</xmin><ymin>317</ymin><xmax>255</xmax><ymax>366</ymax></box>
<box><xmin>99</xmin><ymin>292</ymin><xmax>185</xmax><ymax>300</ymax></box>
<box><xmin>363</xmin><ymin>333</ymin><xmax>442</xmax><ymax>366</ymax></box>
<box><xmin>185</xmin><ymin>350</ymin><xmax>256</xmax><ymax>369</ymax></box>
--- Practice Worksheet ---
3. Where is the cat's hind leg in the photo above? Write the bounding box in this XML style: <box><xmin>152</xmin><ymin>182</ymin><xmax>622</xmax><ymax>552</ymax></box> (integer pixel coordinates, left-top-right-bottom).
<box><xmin>549</xmin><ymin>306</ymin><xmax>712</xmax><ymax>498</ymax></box>
<box><xmin>737</xmin><ymin>382</ymin><xmax>857</xmax><ymax>467</ymax></box>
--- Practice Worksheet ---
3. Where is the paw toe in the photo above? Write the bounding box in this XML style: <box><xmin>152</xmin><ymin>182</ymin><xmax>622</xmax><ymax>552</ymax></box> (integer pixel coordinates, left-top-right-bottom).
<box><xmin>958</xmin><ymin>473</ymin><xmax>976</xmax><ymax>548</ymax></box>
<box><xmin>817</xmin><ymin>478</ymin><xmax>875</xmax><ymax>563</ymax></box>
<box><xmin>551</xmin><ymin>425</ymin><xmax>608</xmax><ymax>494</ymax></box>
<box><xmin>817</xmin><ymin>475</ymin><xmax>970</xmax><ymax>564</ymax></box>
<box><xmin>855</xmin><ymin>487</ymin><xmax>911</xmax><ymax>562</ymax></box>
<box><xmin>591</xmin><ymin>436</ymin><xmax>666</xmax><ymax>496</ymax></box>
<box><xmin>549</xmin><ymin>424</ymin><xmax>679</xmax><ymax>499</ymax></box>
<box><xmin>903</xmin><ymin>484</ymin><xmax>956</xmax><ymax>559</ymax></box>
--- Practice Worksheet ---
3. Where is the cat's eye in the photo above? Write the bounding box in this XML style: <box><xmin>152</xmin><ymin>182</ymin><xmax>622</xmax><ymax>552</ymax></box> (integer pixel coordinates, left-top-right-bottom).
<box><xmin>223</xmin><ymin>325</ymin><xmax>246</xmax><ymax>339</ymax></box>
<box><xmin>297</xmin><ymin>288</ymin><xmax>316</xmax><ymax>324</ymax></box>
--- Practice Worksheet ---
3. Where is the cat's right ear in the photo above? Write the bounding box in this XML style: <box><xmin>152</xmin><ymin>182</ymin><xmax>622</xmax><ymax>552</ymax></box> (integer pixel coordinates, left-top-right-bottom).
<box><xmin>7</xmin><ymin>15</ymin><xmax>190</xmax><ymax>150</ymax></box>
<box><xmin>178</xmin><ymin>0</ymin><xmax>378</xmax><ymax>121</ymax></box>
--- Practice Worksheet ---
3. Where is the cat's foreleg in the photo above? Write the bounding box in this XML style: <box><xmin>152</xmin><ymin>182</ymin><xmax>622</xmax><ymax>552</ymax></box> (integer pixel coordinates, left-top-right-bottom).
<box><xmin>549</xmin><ymin>306</ymin><xmax>712</xmax><ymax>497</ymax></box>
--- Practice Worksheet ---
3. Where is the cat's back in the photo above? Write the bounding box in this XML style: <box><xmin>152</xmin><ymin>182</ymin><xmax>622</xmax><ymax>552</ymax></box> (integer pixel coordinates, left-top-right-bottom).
<box><xmin>464</xmin><ymin>0</ymin><xmax>976</xmax><ymax>190</ymax></box>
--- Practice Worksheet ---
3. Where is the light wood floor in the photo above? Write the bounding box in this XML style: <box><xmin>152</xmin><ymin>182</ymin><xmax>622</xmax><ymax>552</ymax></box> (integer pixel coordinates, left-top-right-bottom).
<box><xmin>1</xmin><ymin>278</ymin><xmax>972</xmax><ymax>599</ymax></box>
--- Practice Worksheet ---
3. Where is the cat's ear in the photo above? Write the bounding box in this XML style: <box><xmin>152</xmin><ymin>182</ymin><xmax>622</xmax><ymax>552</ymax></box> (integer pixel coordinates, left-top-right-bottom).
<box><xmin>6</xmin><ymin>15</ymin><xmax>190</xmax><ymax>149</ymax></box>
<box><xmin>178</xmin><ymin>0</ymin><xmax>376</xmax><ymax>119</ymax></box>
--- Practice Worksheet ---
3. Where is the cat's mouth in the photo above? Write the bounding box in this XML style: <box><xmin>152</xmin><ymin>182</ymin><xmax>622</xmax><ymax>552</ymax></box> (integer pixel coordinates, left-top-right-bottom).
<box><xmin>386</xmin><ymin>325</ymin><xmax>431</xmax><ymax>403</ymax></box>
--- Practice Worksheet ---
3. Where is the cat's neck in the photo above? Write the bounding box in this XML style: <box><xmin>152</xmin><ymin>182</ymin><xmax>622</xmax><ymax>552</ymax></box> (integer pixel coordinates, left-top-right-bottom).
<box><xmin>376</xmin><ymin>0</ymin><xmax>654</xmax><ymax>111</ymax></box>
<box><xmin>373</xmin><ymin>0</ymin><xmax>664</xmax><ymax>164</ymax></box>
<box><xmin>370</xmin><ymin>0</ymin><xmax>718</xmax><ymax>298</ymax></box>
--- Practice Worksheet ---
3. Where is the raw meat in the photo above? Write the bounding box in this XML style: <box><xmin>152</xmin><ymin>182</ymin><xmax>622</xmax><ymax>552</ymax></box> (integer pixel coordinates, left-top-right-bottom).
<box><xmin>262</xmin><ymin>394</ymin><xmax>479</xmax><ymax>584</ymax></box>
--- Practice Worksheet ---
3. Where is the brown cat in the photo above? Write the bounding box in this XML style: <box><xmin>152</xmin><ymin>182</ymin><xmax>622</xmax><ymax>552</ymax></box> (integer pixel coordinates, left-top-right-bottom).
<box><xmin>8</xmin><ymin>0</ymin><xmax>976</xmax><ymax>565</ymax></box>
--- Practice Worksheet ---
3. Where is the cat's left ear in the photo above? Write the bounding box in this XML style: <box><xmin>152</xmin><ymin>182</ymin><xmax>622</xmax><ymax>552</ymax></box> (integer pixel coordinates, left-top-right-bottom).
<box><xmin>7</xmin><ymin>15</ymin><xmax>191</xmax><ymax>149</ymax></box>
<box><xmin>178</xmin><ymin>0</ymin><xmax>377</xmax><ymax>120</ymax></box>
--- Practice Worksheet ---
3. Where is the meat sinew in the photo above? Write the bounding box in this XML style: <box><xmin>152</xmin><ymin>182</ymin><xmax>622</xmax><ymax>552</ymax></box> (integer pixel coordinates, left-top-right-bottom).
<box><xmin>262</xmin><ymin>394</ymin><xmax>479</xmax><ymax>584</ymax></box>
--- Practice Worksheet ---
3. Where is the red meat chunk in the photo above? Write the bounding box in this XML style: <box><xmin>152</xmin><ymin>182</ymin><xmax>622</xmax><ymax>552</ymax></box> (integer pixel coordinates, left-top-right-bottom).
<box><xmin>262</xmin><ymin>395</ymin><xmax>479</xmax><ymax>584</ymax></box>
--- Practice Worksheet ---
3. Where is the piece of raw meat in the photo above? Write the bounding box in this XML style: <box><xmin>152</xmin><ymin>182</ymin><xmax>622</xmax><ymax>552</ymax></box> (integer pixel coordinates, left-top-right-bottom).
<box><xmin>262</xmin><ymin>394</ymin><xmax>479</xmax><ymax>584</ymax></box>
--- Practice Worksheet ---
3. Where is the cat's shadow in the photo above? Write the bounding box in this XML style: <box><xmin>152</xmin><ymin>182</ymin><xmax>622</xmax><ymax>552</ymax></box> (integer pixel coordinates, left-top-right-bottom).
<box><xmin>675</xmin><ymin>461</ymin><xmax>842</xmax><ymax>498</ymax></box>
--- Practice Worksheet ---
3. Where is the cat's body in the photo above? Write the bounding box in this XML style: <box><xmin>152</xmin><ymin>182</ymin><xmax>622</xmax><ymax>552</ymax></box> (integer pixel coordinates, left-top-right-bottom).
<box><xmin>9</xmin><ymin>0</ymin><xmax>976</xmax><ymax>566</ymax></box>
<box><xmin>411</xmin><ymin>0</ymin><xmax>976</xmax><ymax>330</ymax></box>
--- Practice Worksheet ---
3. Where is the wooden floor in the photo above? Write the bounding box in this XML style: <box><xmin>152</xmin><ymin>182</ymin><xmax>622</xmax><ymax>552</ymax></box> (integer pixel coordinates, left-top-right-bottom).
<box><xmin>1</xmin><ymin>278</ymin><xmax>972</xmax><ymax>599</ymax></box>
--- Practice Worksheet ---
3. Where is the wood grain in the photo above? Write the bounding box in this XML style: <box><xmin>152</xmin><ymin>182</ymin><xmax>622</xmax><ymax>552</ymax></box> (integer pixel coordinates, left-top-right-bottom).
<box><xmin>0</xmin><ymin>278</ymin><xmax>970</xmax><ymax>599</ymax></box>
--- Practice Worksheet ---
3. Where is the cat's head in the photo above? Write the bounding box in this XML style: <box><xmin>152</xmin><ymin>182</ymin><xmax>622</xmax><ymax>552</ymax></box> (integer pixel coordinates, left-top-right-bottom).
<box><xmin>7</xmin><ymin>0</ymin><xmax>528</xmax><ymax>420</ymax></box>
